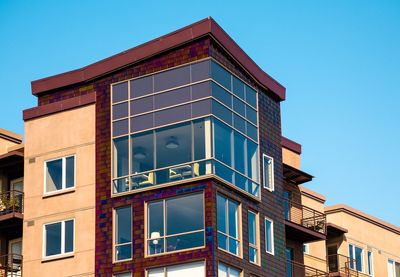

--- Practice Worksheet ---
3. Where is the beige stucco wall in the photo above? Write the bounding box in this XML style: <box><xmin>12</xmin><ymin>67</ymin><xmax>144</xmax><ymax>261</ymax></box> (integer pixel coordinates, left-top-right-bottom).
<box><xmin>23</xmin><ymin>104</ymin><xmax>95</xmax><ymax>277</ymax></box>
<box><xmin>326</xmin><ymin>211</ymin><xmax>400</xmax><ymax>277</ymax></box>
<box><xmin>0</xmin><ymin>137</ymin><xmax>19</xmax><ymax>156</ymax></box>
<box><xmin>282</xmin><ymin>148</ymin><xmax>301</xmax><ymax>169</ymax></box>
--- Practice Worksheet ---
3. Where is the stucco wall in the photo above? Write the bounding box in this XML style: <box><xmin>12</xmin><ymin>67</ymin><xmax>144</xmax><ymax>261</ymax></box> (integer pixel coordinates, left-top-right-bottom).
<box><xmin>23</xmin><ymin>104</ymin><xmax>95</xmax><ymax>277</ymax></box>
<box><xmin>282</xmin><ymin>148</ymin><xmax>300</xmax><ymax>170</ymax></box>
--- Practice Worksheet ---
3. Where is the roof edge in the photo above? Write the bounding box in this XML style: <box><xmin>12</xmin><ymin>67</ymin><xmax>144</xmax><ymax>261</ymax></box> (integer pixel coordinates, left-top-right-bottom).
<box><xmin>31</xmin><ymin>17</ymin><xmax>285</xmax><ymax>100</ymax></box>
<box><xmin>0</xmin><ymin>128</ymin><xmax>22</xmax><ymax>143</ymax></box>
<box><xmin>325</xmin><ymin>204</ymin><xmax>400</xmax><ymax>235</ymax></box>
<box><xmin>282</xmin><ymin>136</ymin><xmax>302</xmax><ymax>154</ymax></box>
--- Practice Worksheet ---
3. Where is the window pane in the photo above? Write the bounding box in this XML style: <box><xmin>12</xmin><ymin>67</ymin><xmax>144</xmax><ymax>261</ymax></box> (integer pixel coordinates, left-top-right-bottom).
<box><xmin>232</xmin><ymin>76</ymin><xmax>245</xmax><ymax>100</ymax></box>
<box><xmin>166</xmin><ymin>193</ymin><xmax>204</xmax><ymax>235</ymax></box>
<box><xmin>131</xmin><ymin>131</ymin><xmax>154</xmax><ymax>173</ymax></box>
<box><xmin>193</xmin><ymin>120</ymin><xmax>205</xmax><ymax>160</ymax></box>
<box><xmin>166</xmin><ymin>231</ymin><xmax>204</xmax><ymax>252</ymax></box>
<box><xmin>250</xmin><ymin>247</ymin><xmax>257</xmax><ymax>263</ymax></box>
<box><xmin>246</xmin><ymin>122</ymin><xmax>258</xmax><ymax>142</ymax></box>
<box><xmin>116</xmin><ymin>244</ymin><xmax>132</xmax><ymax>261</ymax></box>
<box><xmin>131</xmin><ymin>113</ymin><xmax>154</xmax><ymax>132</ymax></box>
<box><xmin>116</xmin><ymin>207</ymin><xmax>132</xmax><ymax>244</ymax></box>
<box><xmin>113</xmin><ymin>119</ymin><xmax>129</xmax><ymax>137</ymax></box>
<box><xmin>388</xmin><ymin>260</ymin><xmax>395</xmax><ymax>277</ymax></box>
<box><xmin>65</xmin><ymin>220</ymin><xmax>74</xmax><ymax>253</ymax></box>
<box><xmin>167</xmin><ymin>261</ymin><xmax>205</xmax><ymax>277</ymax></box>
<box><xmin>234</xmin><ymin>131</ymin><xmax>246</xmax><ymax>174</ymax></box>
<box><xmin>191</xmin><ymin>81</ymin><xmax>211</xmax><ymax>100</ymax></box>
<box><xmin>214</xmin><ymin>120</ymin><xmax>232</xmax><ymax>166</ymax></box>
<box><xmin>45</xmin><ymin>222</ymin><xmax>61</xmax><ymax>256</ymax></box>
<box><xmin>265</xmin><ymin>219</ymin><xmax>273</xmax><ymax>253</ymax></box>
<box><xmin>235</xmin><ymin>172</ymin><xmax>247</xmax><ymax>192</ymax></box>
<box><xmin>66</xmin><ymin>156</ymin><xmax>75</xmax><ymax>189</ymax></box>
<box><xmin>46</xmin><ymin>159</ymin><xmax>62</xmax><ymax>192</ymax></box>
<box><xmin>191</xmin><ymin>60</ymin><xmax>210</xmax><ymax>82</ymax></box>
<box><xmin>115</xmin><ymin>273</ymin><xmax>131</xmax><ymax>277</ymax></box>
<box><xmin>233</xmin><ymin>97</ymin><xmax>245</xmax><ymax>117</ymax></box>
<box><xmin>367</xmin><ymin>251</ymin><xmax>372</xmax><ymax>275</ymax></box>
<box><xmin>113</xmin><ymin>102</ymin><xmax>129</xmax><ymax>120</ymax></box>
<box><xmin>263</xmin><ymin>155</ymin><xmax>273</xmax><ymax>189</ymax></box>
<box><xmin>218</xmin><ymin>233</ymin><xmax>228</xmax><ymax>251</ymax></box>
<box><xmin>229</xmin><ymin>237</ymin><xmax>239</xmax><ymax>255</ymax></box>
<box><xmin>355</xmin><ymin>247</ymin><xmax>363</xmax><ymax>271</ymax></box>
<box><xmin>228</xmin><ymin>200</ymin><xmax>238</xmax><ymax>238</ymax></box>
<box><xmin>154</xmin><ymin>104</ymin><xmax>191</xmax><ymax>127</ymax></box>
<box><xmin>218</xmin><ymin>263</ymin><xmax>228</xmax><ymax>277</ymax></box>
<box><xmin>131</xmin><ymin>76</ymin><xmax>153</xmax><ymax>98</ymax></box>
<box><xmin>233</xmin><ymin>114</ymin><xmax>246</xmax><ymax>134</ymax></box>
<box><xmin>217</xmin><ymin>195</ymin><xmax>226</xmax><ymax>233</ymax></box>
<box><xmin>113</xmin><ymin>136</ymin><xmax>129</xmax><ymax>178</ymax></box>
<box><xmin>148</xmin><ymin>268</ymin><xmax>164</xmax><ymax>277</ymax></box>
<box><xmin>248</xmin><ymin>212</ymin><xmax>256</xmax><ymax>245</ymax></box>
<box><xmin>247</xmin><ymin>140</ymin><xmax>259</xmax><ymax>182</ymax></box>
<box><xmin>112</xmin><ymin>82</ymin><xmax>128</xmax><ymax>103</ymax></box>
<box><xmin>130</xmin><ymin>96</ymin><xmax>153</xmax><ymax>115</ymax></box>
<box><xmin>154</xmin><ymin>66</ymin><xmax>190</xmax><ymax>92</ymax></box>
<box><xmin>230</xmin><ymin>267</ymin><xmax>241</xmax><ymax>277</ymax></box>
<box><xmin>148</xmin><ymin>201</ymin><xmax>164</xmax><ymax>237</ymax></box>
<box><xmin>349</xmin><ymin>245</ymin><xmax>354</xmax><ymax>269</ymax></box>
<box><xmin>214</xmin><ymin>161</ymin><xmax>233</xmax><ymax>183</ymax></box>
<box><xmin>156</xmin><ymin>122</ymin><xmax>192</xmax><ymax>168</ymax></box>
<box><xmin>212</xmin><ymin>100</ymin><xmax>232</xmax><ymax>125</ymax></box>
<box><xmin>154</xmin><ymin>87</ymin><xmax>191</xmax><ymax>109</ymax></box>
<box><xmin>211</xmin><ymin>61</ymin><xmax>231</xmax><ymax>90</ymax></box>
<box><xmin>147</xmin><ymin>238</ymin><xmax>164</xmax><ymax>255</ymax></box>
<box><xmin>245</xmin><ymin>85</ymin><xmax>257</xmax><ymax>108</ymax></box>
<box><xmin>246</xmin><ymin>105</ymin><xmax>257</xmax><ymax>124</ymax></box>
<box><xmin>212</xmin><ymin>82</ymin><xmax>232</xmax><ymax>108</ymax></box>
<box><xmin>192</xmin><ymin>99</ymin><xmax>212</xmax><ymax>118</ymax></box>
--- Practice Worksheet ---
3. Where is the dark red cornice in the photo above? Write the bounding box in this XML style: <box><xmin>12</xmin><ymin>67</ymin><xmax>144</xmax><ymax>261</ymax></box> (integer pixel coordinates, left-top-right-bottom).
<box><xmin>23</xmin><ymin>92</ymin><xmax>96</xmax><ymax>121</ymax></box>
<box><xmin>31</xmin><ymin>17</ymin><xmax>285</xmax><ymax>100</ymax></box>
<box><xmin>281</xmin><ymin>136</ymin><xmax>302</xmax><ymax>154</ymax></box>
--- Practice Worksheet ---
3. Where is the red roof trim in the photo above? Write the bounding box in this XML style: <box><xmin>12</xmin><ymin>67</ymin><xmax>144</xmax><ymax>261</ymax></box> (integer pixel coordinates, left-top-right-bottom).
<box><xmin>31</xmin><ymin>17</ymin><xmax>285</xmax><ymax>100</ymax></box>
<box><xmin>282</xmin><ymin>136</ymin><xmax>302</xmax><ymax>154</ymax></box>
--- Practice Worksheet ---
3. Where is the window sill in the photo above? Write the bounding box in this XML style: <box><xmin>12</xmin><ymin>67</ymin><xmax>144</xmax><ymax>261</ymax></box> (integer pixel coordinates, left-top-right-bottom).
<box><xmin>41</xmin><ymin>253</ymin><xmax>74</xmax><ymax>263</ymax></box>
<box><xmin>43</xmin><ymin>188</ymin><xmax>75</xmax><ymax>199</ymax></box>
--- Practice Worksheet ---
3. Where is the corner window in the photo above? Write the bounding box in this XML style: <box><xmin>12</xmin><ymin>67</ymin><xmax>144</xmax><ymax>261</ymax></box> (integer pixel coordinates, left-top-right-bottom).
<box><xmin>114</xmin><ymin>206</ymin><xmax>132</xmax><ymax>261</ymax></box>
<box><xmin>265</xmin><ymin>217</ymin><xmax>274</xmax><ymax>255</ymax></box>
<box><xmin>147</xmin><ymin>261</ymin><xmax>205</xmax><ymax>277</ymax></box>
<box><xmin>248</xmin><ymin>211</ymin><xmax>259</xmax><ymax>264</ymax></box>
<box><xmin>146</xmin><ymin>193</ymin><xmax>204</xmax><ymax>255</ymax></box>
<box><xmin>349</xmin><ymin>244</ymin><xmax>363</xmax><ymax>272</ymax></box>
<box><xmin>262</xmin><ymin>154</ymin><xmax>274</xmax><ymax>191</ymax></box>
<box><xmin>367</xmin><ymin>250</ymin><xmax>373</xmax><ymax>276</ymax></box>
<box><xmin>217</xmin><ymin>194</ymin><xmax>240</xmax><ymax>256</ymax></box>
<box><xmin>43</xmin><ymin>219</ymin><xmax>74</xmax><ymax>258</ymax></box>
<box><xmin>218</xmin><ymin>263</ymin><xmax>241</xmax><ymax>277</ymax></box>
<box><xmin>45</xmin><ymin>156</ymin><xmax>75</xmax><ymax>194</ymax></box>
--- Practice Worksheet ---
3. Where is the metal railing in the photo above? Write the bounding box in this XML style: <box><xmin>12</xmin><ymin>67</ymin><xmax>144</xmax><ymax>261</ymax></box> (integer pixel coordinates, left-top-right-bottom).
<box><xmin>284</xmin><ymin>198</ymin><xmax>326</xmax><ymax>234</ymax></box>
<box><xmin>0</xmin><ymin>190</ymin><xmax>24</xmax><ymax>216</ymax></box>
<box><xmin>286</xmin><ymin>260</ymin><xmax>328</xmax><ymax>277</ymax></box>
<box><xmin>0</xmin><ymin>254</ymin><xmax>22</xmax><ymax>277</ymax></box>
<box><xmin>327</xmin><ymin>254</ymin><xmax>369</xmax><ymax>277</ymax></box>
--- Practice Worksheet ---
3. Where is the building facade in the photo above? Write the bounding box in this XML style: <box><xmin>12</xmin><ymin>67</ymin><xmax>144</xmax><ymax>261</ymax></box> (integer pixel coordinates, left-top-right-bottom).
<box><xmin>4</xmin><ymin>17</ymin><xmax>396</xmax><ymax>277</ymax></box>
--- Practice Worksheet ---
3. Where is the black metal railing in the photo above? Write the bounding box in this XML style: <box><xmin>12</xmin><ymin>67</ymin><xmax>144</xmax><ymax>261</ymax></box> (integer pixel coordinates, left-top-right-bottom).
<box><xmin>284</xmin><ymin>198</ymin><xmax>326</xmax><ymax>234</ymax></box>
<box><xmin>286</xmin><ymin>260</ymin><xmax>328</xmax><ymax>277</ymax></box>
<box><xmin>0</xmin><ymin>190</ymin><xmax>24</xmax><ymax>217</ymax></box>
<box><xmin>0</xmin><ymin>254</ymin><xmax>22</xmax><ymax>277</ymax></box>
<box><xmin>327</xmin><ymin>254</ymin><xmax>369</xmax><ymax>277</ymax></box>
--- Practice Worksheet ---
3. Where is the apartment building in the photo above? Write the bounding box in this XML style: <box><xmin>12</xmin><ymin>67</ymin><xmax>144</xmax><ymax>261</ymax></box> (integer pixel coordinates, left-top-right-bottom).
<box><xmin>0</xmin><ymin>129</ymin><xmax>24</xmax><ymax>277</ymax></box>
<box><xmin>14</xmin><ymin>17</ymin><xmax>399</xmax><ymax>277</ymax></box>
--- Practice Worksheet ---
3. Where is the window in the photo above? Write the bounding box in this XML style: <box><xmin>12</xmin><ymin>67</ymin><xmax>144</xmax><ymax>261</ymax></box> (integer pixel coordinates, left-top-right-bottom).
<box><xmin>248</xmin><ymin>211</ymin><xmax>259</xmax><ymax>264</ymax></box>
<box><xmin>114</xmin><ymin>206</ymin><xmax>132</xmax><ymax>261</ymax></box>
<box><xmin>43</xmin><ymin>219</ymin><xmax>74</xmax><ymax>258</ymax></box>
<box><xmin>114</xmin><ymin>273</ymin><xmax>131</xmax><ymax>277</ymax></box>
<box><xmin>147</xmin><ymin>261</ymin><xmax>205</xmax><ymax>277</ymax></box>
<box><xmin>265</xmin><ymin>217</ymin><xmax>274</xmax><ymax>255</ymax></box>
<box><xmin>388</xmin><ymin>260</ymin><xmax>400</xmax><ymax>277</ymax></box>
<box><xmin>45</xmin><ymin>156</ymin><xmax>75</xmax><ymax>193</ymax></box>
<box><xmin>349</xmin><ymin>244</ymin><xmax>363</xmax><ymax>272</ymax></box>
<box><xmin>303</xmin><ymin>244</ymin><xmax>310</xmax><ymax>254</ymax></box>
<box><xmin>218</xmin><ymin>263</ymin><xmax>241</xmax><ymax>277</ymax></box>
<box><xmin>367</xmin><ymin>250</ymin><xmax>373</xmax><ymax>276</ymax></box>
<box><xmin>217</xmin><ymin>194</ymin><xmax>240</xmax><ymax>256</ymax></box>
<box><xmin>146</xmin><ymin>193</ymin><xmax>204</xmax><ymax>255</ymax></box>
<box><xmin>263</xmin><ymin>155</ymin><xmax>274</xmax><ymax>191</ymax></box>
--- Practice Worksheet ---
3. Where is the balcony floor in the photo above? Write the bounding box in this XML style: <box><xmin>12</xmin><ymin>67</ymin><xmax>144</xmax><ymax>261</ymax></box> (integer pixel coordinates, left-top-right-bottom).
<box><xmin>285</xmin><ymin>220</ymin><xmax>326</xmax><ymax>242</ymax></box>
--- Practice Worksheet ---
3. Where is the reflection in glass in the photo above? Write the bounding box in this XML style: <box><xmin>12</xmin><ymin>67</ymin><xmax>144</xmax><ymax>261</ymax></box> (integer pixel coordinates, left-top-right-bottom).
<box><xmin>214</xmin><ymin>120</ymin><xmax>232</xmax><ymax>166</ymax></box>
<box><xmin>45</xmin><ymin>222</ymin><xmax>61</xmax><ymax>256</ymax></box>
<box><xmin>132</xmin><ymin>131</ymin><xmax>154</xmax><ymax>173</ymax></box>
<box><xmin>211</xmin><ymin>61</ymin><xmax>231</xmax><ymax>90</ymax></box>
<box><xmin>113</xmin><ymin>136</ymin><xmax>129</xmax><ymax>178</ymax></box>
<box><xmin>46</xmin><ymin>159</ymin><xmax>62</xmax><ymax>192</ymax></box>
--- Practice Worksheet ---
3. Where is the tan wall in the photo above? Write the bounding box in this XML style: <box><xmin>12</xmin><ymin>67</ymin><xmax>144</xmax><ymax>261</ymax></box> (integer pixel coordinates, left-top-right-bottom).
<box><xmin>23</xmin><ymin>105</ymin><xmax>95</xmax><ymax>277</ymax></box>
<box><xmin>0</xmin><ymin>137</ymin><xmax>19</xmax><ymax>156</ymax></box>
<box><xmin>327</xmin><ymin>211</ymin><xmax>400</xmax><ymax>277</ymax></box>
<box><xmin>282</xmin><ymin>148</ymin><xmax>301</xmax><ymax>169</ymax></box>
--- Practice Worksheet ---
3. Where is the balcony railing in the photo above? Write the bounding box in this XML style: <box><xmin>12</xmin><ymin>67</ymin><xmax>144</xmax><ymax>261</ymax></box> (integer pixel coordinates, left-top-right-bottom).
<box><xmin>0</xmin><ymin>254</ymin><xmax>22</xmax><ymax>277</ymax></box>
<box><xmin>0</xmin><ymin>190</ymin><xmax>24</xmax><ymax>216</ymax></box>
<box><xmin>287</xmin><ymin>260</ymin><xmax>328</xmax><ymax>277</ymax></box>
<box><xmin>284</xmin><ymin>198</ymin><xmax>326</xmax><ymax>235</ymax></box>
<box><xmin>327</xmin><ymin>254</ymin><xmax>369</xmax><ymax>277</ymax></box>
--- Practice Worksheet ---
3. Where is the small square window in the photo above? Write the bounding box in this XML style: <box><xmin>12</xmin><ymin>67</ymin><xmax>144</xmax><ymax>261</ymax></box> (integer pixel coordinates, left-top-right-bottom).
<box><xmin>45</xmin><ymin>156</ymin><xmax>75</xmax><ymax>194</ymax></box>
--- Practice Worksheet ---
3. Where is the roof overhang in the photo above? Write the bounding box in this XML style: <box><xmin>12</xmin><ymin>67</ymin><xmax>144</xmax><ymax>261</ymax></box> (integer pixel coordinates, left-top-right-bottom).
<box><xmin>282</xmin><ymin>136</ymin><xmax>302</xmax><ymax>154</ymax></box>
<box><xmin>285</xmin><ymin>220</ymin><xmax>326</xmax><ymax>243</ymax></box>
<box><xmin>31</xmin><ymin>17</ymin><xmax>285</xmax><ymax>100</ymax></box>
<box><xmin>326</xmin><ymin>222</ymin><xmax>348</xmax><ymax>239</ymax></box>
<box><xmin>283</xmin><ymin>163</ymin><xmax>313</xmax><ymax>185</ymax></box>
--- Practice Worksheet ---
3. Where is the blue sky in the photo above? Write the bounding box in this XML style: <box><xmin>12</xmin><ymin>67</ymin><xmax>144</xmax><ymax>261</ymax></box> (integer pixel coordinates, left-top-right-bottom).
<box><xmin>0</xmin><ymin>1</ymin><xmax>399</xmax><ymax>225</ymax></box>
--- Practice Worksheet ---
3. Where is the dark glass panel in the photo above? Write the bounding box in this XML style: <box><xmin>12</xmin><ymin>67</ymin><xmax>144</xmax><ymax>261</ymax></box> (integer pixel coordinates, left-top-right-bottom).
<box><xmin>112</xmin><ymin>82</ymin><xmax>128</xmax><ymax>103</ymax></box>
<box><xmin>166</xmin><ymin>231</ymin><xmax>204</xmax><ymax>252</ymax></box>
<box><xmin>65</xmin><ymin>156</ymin><xmax>75</xmax><ymax>188</ymax></box>
<box><xmin>218</xmin><ymin>233</ymin><xmax>228</xmax><ymax>251</ymax></box>
<box><xmin>116</xmin><ymin>244</ymin><xmax>132</xmax><ymax>260</ymax></box>
<box><xmin>65</xmin><ymin>220</ymin><xmax>74</xmax><ymax>253</ymax></box>
<box><xmin>234</xmin><ymin>172</ymin><xmax>247</xmax><ymax>192</ymax></box>
<box><xmin>131</xmin><ymin>76</ymin><xmax>153</xmax><ymax>98</ymax></box>
<box><xmin>245</xmin><ymin>85</ymin><xmax>257</xmax><ymax>108</ymax></box>
<box><xmin>130</xmin><ymin>96</ymin><xmax>153</xmax><ymax>115</ymax></box>
<box><xmin>113</xmin><ymin>102</ymin><xmax>129</xmax><ymax>120</ymax></box>
<box><xmin>217</xmin><ymin>195</ymin><xmax>226</xmax><ymax>232</ymax></box>
<box><xmin>234</xmin><ymin>131</ymin><xmax>246</xmax><ymax>174</ymax></box>
<box><xmin>191</xmin><ymin>81</ymin><xmax>211</xmax><ymax>100</ymax></box>
<box><xmin>116</xmin><ymin>206</ymin><xmax>132</xmax><ymax>244</ymax></box>
<box><xmin>154</xmin><ymin>66</ymin><xmax>190</xmax><ymax>92</ymax></box>
<box><xmin>214</xmin><ymin>161</ymin><xmax>233</xmax><ymax>183</ymax></box>
<box><xmin>131</xmin><ymin>113</ymin><xmax>154</xmax><ymax>132</ymax></box>
<box><xmin>154</xmin><ymin>87</ymin><xmax>190</xmax><ymax>109</ymax></box>
<box><xmin>233</xmin><ymin>97</ymin><xmax>245</xmax><ymax>117</ymax></box>
<box><xmin>148</xmin><ymin>201</ymin><xmax>164</xmax><ymax>237</ymax></box>
<box><xmin>248</xmin><ymin>212</ymin><xmax>256</xmax><ymax>244</ymax></box>
<box><xmin>192</xmin><ymin>99</ymin><xmax>212</xmax><ymax>118</ymax></box>
<box><xmin>214</xmin><ymin>119</ymin><xmax>232</xmax><ymax>166</ymax></box>
<box><xmin>191</xmin><ymin>60</ymin><xmax>210</xmax><ymax>82</ymax></box>
<box><xmin>154</xmin><ymin>104</ymin><xmax>191</xmax><ymax>127</ymax></box>
<box><xmin>228</xmin><ymin>200</ymin><xmax>238</xmax><ymax>238</ymax></box>
<box><xmin>246</xmin><ymin>105</ymin><xmax>257</xmax><ymax>124</ymax></box>
<box><xmin>212</xmin><ymin>82</ymin><xmax>232</xmax><ymax>108</ymax></box>
<box><xmin>45</xmin><ymin>222</ymin><xmax>61</xmax><ymax>256</ymax></box>
<box><xmin>46</xmin><ymin>159</ymin><xmax>62</xmax><ymax>192</ymax></box>
<box><xmin>247</xmin><ymin>139</ymin><xmax>259</xmax><ymax>182</ymax></box>
<box><xmin>113</xmin><ymin>119</ymin><xmax>129</xmax><ymax>137</ymax></box>
<box><xmin>246</xmin><ymin>122</ymin><xmax>258</xmax><ymax>142</ymax></box>
<box><xmin>233</xmin><ymin>114</ymin><xmax>246</xmax><ymax>134</ymax></box>
<box><xmin>212</xmin><ymin>101</ymin><xmax>232</xmax><ymax>125</ymax></box>
<box><xmin>131</xmin><ymin>130</ymin><xmax>154</xmax><ymax>173</ymax></box>
<box><xmin>232</xmin><ymin>76</ymin><xmax>245</xmax><ymax>100</ymax></box>
<box><xmin>193</xmin><ymin>120</ymin><xmax>205</xmax><ymax>160</ymax></box>
<box><xmin>147</xmin><ymin>238</ymin><xmax>164</xmax><ymax>255</ymax></box>
<box><xmin>211</xmin><ymin>61</ymin><xmax>231</xmax><ymax>90</ymax></box>
<box><xmin>113</xmin><ymin>136</ymin><xmax>129</xmax><ymax>178</ymax></box>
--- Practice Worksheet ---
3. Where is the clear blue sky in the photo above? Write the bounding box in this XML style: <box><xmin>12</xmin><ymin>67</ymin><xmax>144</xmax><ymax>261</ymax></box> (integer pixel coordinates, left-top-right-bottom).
<box><xmin>1</xmin><ymin>1</ymin><xmax>399</xmax><ymax>225</ymax></box>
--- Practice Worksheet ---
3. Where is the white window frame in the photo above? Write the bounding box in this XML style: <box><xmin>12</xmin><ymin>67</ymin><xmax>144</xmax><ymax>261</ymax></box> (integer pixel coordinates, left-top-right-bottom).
<box><xmin>248</xmin><ymin>210</ymin><xmax>260</xmax><ymax>265</ymax></box>
<box><xmin>388</xmin><ymin>259</ymin><xmax>399</xmax><ymax>277</ymax></box>
<box><xmin>303</xmin><ymin>243</ymin><xmax>310</xmax><ymax>254</ymax></box>
<box><xmin>366</xmin><ymin>250</ymin><xmax>374</xmax><ymax>276</ymax></box>
<box><xmin>265</xmin><ymin>217</ymin><xmax>274</xmax><ymax>255</ymax></box>
<box><xmin>349</xmin><ymin>243</ymin><xmax>364</xmax><ymax>273</ymax></box>
<box><xmin>262</xmin><ymin>154</ymin><xmax>274</xmax><ymax>191</ymax></box>
<box><xmin>42</xmin><ymin>218</ymin><xmax>75</xmax><ymax>259</ymax></box>
<box><xmin>114</xmin><ymin>273</ymin><xmax>132</xmax><ymax>277</ymax></box>
<box><xmin>113</xmin><ymin>205</ymin><xmax>132</xmax><ymax>263</ymax></box>
<box><xmin>44</xmin><ymin>155</ymin><xmax>76</xmax><ymax>195</ymax></box>
<box><xmin>146</xmin><ymin>260</ymin><xmax>206</xmax><ymax>277</ymax></box>
<box><xmin>218</xmin><ymin>262</ymin><xmax>242</xmax><ymax>277</ymax></box>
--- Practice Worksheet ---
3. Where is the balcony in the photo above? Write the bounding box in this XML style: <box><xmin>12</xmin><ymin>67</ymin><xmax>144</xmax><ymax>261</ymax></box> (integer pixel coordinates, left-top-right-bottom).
<box><xmin>0</xmin><ymin>190</ymin><xmax>23</xmax><ymax>222</ymax></box>
<box><xmin>327</xmin><ymin>254</ymin><xmax>369</xmax><ymax>277</ymax></box>
<box><xmin>284</xmin><ymin>198</ymin><xmax>326</xmax><ymax>242</ymax></box>
<box><xmin>0</xmin><ymin>254</ymin><xmax>22</xmax><ymax>277</ymax></box>
<box><xmin>287</xmin><ymin>260</ymin><xmax>328</xmax><ymax>277</ymax></box>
